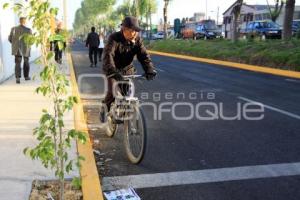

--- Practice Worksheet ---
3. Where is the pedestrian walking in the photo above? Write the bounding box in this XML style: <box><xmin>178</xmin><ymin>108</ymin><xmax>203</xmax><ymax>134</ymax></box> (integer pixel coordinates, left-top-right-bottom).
<box><xmin>98</xmin><ymin>32</ymin><xmax>105</xmax><ymax>61</ymax></box>
<box><xmin>50</xmin><ymin>22</ymin><xmax>66</xmax><ymax>64</ymax></box>
<box><xmin>86</xmin><ymin>27</ymin><xmax>99</xmax><ymax>67</ymax></box>
<box><xmin>8</xmin><ymin>17</ymin><xmax>32</xmax><ymax>84</ymax></box>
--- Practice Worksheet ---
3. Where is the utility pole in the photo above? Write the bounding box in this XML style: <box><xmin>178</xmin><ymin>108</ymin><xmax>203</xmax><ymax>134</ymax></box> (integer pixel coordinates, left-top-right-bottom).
<box><xmin>217</xmin><ymin>6</ymin><xmax>219</xmax><ymax>25</ymax></box>
<box><xmin>63</xmin><ymin>0</ymin><xmax>67</xmax><ymax>30</ymax></box>
<box><xmin>206</xmin><ymin>0</ymin><xmax>208</xmax><ymax>20</ymax></box>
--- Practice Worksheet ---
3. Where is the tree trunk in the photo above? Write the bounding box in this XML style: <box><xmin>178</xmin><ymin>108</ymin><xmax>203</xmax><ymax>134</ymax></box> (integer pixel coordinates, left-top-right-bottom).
<box><xmin>283</xmin><ymin>0</ymin><xmax>295</xmax><ymax>40</ymax></box>
<box><xmin>232</xmin><ymin>0</ymin><xmax>243</xmax><ymax>42</ymax></box>
<box><xmin>163</xmin><ymin>0</ymin><xmax>169</xmax><ymax>40</ymax></box>
<box><xmin>146</xmin><ymin>10</ymin><xmax>149</xmax><ymax>39</ymax></box>
<box><xmin>150</xmin><ymin>11</ymin><xmax>152</xmax><ymax>39</ymax></box>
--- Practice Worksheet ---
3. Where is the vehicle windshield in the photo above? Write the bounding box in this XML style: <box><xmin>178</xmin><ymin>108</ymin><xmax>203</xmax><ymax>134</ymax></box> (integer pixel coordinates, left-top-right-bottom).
<box><xmin>203</xmin><ymin>21</ymin><xmax>217</xmax><ymax>30</ymax></box>
<box><xmin>260</xmin><ymin>21</ymin><xmax>280</xmax><ymax>28</ymax></box>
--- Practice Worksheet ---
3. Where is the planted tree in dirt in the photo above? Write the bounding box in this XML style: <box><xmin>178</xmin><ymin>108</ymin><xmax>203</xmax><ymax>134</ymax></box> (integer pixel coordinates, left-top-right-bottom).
<box><xmin>3</xmin><ymin>1</ymin><xmax>86</xmax><ymax>200</ymax></box>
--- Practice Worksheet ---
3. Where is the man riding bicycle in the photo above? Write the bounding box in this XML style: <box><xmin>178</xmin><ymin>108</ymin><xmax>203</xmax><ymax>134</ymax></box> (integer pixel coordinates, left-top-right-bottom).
<box><xmin>100</xmin><ymin>16</ymin><xmax>157</xmax><ymax>123</ymax></box>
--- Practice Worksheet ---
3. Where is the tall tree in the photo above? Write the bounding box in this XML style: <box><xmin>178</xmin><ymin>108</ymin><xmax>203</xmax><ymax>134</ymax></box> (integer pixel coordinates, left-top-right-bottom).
<box><xmin>163</xmin><ymin>0</ymin><xmax>171</xmax><ymax>39</ymax></box>
<box><xmin>266</xmin><ymin>0</ymin><xmax>284</xmax><ymax>22</ymax></box>
<box><xmin>231</xmin><ymin>0</ymin><xmax>243</xmax><ymax>42</ymax></box>
<box><xmin>283</xmin><ymin>0</ymin><xmax>295</xmax><ymax>40</ymax></box>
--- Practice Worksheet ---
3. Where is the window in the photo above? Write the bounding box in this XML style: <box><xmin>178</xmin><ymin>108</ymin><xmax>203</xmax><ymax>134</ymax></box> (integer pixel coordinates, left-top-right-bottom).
<box><xmin>293</xmin><ymin>11</ymin><xmax>300</xmax><ymax>19</ymax></box>
<box><xmin>254</xmin><ymin>22</ymin><xmax>261</xmax><ymax>28</ymax></box>
<box><xmin>263</xmin><ymin>13</ymin><xmax>271</xmax><ymax>20</ymax></box>
<box><xmin>260</xmin><ymin>21</ymin><xmax>280</xmax><ymax>28</ymax></box>
<box><xmin>255</xmin><ymin>14</ymin><xmax>262</xmax><ymax>20</ymax></box>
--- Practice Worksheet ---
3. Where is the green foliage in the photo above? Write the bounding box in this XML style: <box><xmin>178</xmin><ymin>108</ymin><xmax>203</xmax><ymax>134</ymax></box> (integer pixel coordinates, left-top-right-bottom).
<box><xmin>73</xmin><ymin>0</ymin><xmax>158</xmax><ymax>37</ymax></box>
<box><xmin>148</xmin><ymin>39</ymin><xmax>300</xmax><ymax>71</ymax></box>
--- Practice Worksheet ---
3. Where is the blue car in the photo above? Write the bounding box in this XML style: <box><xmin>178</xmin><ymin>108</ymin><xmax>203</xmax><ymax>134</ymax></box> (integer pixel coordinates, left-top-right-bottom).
<box><xmin>241</xmin><ymin>20</ymin><xmax>282</xmax><ymax>40</ymax></box>
<box><xmin>292</xmin><ymin>20</ymin><xmax>300</xmax><ymax>36</ymax></box>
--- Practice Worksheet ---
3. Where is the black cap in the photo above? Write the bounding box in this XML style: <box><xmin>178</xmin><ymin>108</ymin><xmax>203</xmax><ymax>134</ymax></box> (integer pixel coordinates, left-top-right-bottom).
<box><xmin>121</xmin><ymin>16</ymin><xmax>142</xmax><ymax>32</ymax></box>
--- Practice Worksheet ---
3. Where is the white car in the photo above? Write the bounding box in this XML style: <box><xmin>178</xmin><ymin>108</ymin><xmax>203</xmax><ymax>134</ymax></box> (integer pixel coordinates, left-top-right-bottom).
<box><xmin>153</xmin><ymin>32</ymin><xmax>165</xmax><ymax>40</ymax></box>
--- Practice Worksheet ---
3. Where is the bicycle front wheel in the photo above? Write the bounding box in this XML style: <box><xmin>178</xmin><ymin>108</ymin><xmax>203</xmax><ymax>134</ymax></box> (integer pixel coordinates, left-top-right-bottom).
<box><xmin>124</xmin><ymin>107</ymin><xmax>147</xmax><ymax>164</ymax></box>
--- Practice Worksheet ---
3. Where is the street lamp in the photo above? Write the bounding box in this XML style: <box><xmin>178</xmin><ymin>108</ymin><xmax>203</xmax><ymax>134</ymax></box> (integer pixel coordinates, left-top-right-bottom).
<box><xmin>206</xmin><ymin>0</ymin><xmax>208</xmax><ymax>20</ymax></box>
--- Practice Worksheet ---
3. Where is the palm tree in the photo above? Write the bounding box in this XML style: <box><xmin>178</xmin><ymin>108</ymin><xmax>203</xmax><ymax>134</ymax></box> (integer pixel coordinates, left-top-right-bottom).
<box><xmin>283</xmin><ymin>0</ymin><xmax>295</xmax><ymax>40</ymax></box>
<box><xmin>231</xmin><ymin>0</ymin><xmax>243</xmax><ymax>42</ymax></box>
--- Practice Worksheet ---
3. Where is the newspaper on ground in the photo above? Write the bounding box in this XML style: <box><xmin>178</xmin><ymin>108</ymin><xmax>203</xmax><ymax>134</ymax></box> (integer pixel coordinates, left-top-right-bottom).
<box><xmin>104</xmin><ymin>188</ymin><xmax>141</xmax><ymax>200</ymax></box>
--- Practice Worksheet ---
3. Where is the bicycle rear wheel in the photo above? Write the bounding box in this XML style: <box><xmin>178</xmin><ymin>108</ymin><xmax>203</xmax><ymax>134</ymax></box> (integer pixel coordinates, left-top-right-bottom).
<box><xmin>124</xmin><ymin>107</ymin><xmax>147</xmax><ymax>164</ymax></box>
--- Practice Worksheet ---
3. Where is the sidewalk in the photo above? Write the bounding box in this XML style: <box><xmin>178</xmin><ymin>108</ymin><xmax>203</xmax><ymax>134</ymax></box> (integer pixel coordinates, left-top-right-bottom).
<box><xmin>0</xmin><ymin>55</ymin><xmax>78</xmax><ymax>200</ymax></box>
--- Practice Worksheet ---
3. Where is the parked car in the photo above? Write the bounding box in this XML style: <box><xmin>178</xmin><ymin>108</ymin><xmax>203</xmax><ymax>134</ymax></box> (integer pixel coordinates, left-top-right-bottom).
<box><xmin>152</xmin><ymin>32</ymin><xmax>164</xmax><ymax>40</ymax></box>
<box><xmin>292</xmin><ymin>19</ymin><xmax>300</xmax><ymax>36</ymax></box>
<box><xmin>195</xmin><ymin>22</ymin><xmax>222</xmax><ymax>40</ymax></box>
<box><xmin>181</xmin><ymin>20</ymin><xmax>222</xmax><ymax>40</ymax></box>
<box><xmin>240</xmin><ymin>20</ymin><xmax>282</xmax><ymax>40</ymax></box>
<box><xmin>181</xmin><ymin>23</ymin><xmax>197</xmax><ymax>39</ymax></box>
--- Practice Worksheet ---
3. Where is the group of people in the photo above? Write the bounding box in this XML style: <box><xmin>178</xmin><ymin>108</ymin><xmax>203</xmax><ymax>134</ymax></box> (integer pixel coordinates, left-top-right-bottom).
<box><xmin>85</xmin><ymin>27</ymin><xmax>105</xmax><ymax>67</ymax></box>
<box><xmin>8</xmin><ymin>15</ymin><xmax>157</xmax><ymax>124</ymax></box>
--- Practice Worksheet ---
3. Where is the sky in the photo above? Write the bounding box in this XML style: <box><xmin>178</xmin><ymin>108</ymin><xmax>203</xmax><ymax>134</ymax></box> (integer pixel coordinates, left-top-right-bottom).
<box><xmin>53</xmin><ymin>0</ymin><xmax>300</xmax><ymax>29</ymax></box>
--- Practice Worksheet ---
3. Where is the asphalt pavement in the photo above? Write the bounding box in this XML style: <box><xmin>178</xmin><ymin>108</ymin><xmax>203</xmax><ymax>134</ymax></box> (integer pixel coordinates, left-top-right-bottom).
<box><xmin>71</xmin><ymin>41</ymin><xmax>300</xmax><ymax>200</ymax></box>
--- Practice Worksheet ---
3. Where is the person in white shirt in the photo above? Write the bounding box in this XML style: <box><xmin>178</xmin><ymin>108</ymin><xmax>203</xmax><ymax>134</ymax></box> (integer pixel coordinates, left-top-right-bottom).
<box><xmin>98</xmin><ymin>32</ymin><xmax>105</xmax><ymax>61</ymax></box>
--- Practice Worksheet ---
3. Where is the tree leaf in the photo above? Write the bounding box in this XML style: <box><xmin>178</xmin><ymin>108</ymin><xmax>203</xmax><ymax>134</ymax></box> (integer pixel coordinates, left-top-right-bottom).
<box><xmin>3</xmin><ymin>3</ymin><xmax>9</xmax><ymax>9</ymax></box>
<box><xmin>46</xmin><ymin>52</ymin><xmax>54</xmax><ymax>60</ymax></box>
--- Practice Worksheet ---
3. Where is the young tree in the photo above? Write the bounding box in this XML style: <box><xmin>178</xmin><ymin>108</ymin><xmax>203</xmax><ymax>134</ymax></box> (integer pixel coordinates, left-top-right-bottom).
<box><xmin>231</xmin><ymin>0</ymin><xmax>243</xmax><ymax>42</ymax></box>
<box><xmin>266</xmin><ymin>0</ymin><xmax>284</xmax><ymax>22</ymax></box>
<box><xmin>283</xmin><ymin>0</ymin><xmax>295</xmax><ymax>40</ymax></box>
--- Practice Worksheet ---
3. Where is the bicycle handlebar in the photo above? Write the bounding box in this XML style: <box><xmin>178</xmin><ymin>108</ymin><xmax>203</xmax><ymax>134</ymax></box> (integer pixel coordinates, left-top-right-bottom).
<box><xmin>122</xmin><ymin>74</ymin><xmax>146</xmax><ymax>80</ymax></box>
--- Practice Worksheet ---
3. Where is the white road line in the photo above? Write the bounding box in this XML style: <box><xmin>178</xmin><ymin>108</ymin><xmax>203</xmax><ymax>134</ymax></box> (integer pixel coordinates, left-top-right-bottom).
<box><xmin>102</xmin><ymin>162</ymin><xmax>300</xmax><ymax>191</ymax></box>
<box><xmin>285</xmin><ymin>79</ymin><xmax>300</xmax><ymax>83</ymax></box>
<box><xmin>238</xmin><ymin>96</ymin><xmax>300</xmax><ymax>120</ymax></box>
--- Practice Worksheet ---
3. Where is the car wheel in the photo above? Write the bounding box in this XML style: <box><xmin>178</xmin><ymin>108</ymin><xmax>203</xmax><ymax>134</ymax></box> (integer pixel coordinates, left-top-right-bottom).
<box><xmin>261</xmin><ymin>34</ymin><xmax>266</xmax><ymax>41</ymax></box>
<box><xmin>204</xmin><ymin>35</ymin><xmax>208</xmax><ymax>40</ymax></box>
<box><xmin>242</xmin><ymin>35</ymin><xmax>247</xmax><ymax>40</ymax></box>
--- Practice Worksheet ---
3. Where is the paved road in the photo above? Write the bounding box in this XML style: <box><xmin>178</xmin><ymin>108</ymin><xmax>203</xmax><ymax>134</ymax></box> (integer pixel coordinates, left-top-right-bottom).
<box><xmin>71</xmin><ymin>41</ymin><xmax>300</xmax><ymax>200</ymax></box>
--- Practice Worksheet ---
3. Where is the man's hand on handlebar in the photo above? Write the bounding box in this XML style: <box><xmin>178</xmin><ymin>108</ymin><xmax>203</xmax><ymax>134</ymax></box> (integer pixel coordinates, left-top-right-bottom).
<box><xmin>145</xmin><ymin>70</ymin><xmax>157</xmax><ymax>81</ymax></box>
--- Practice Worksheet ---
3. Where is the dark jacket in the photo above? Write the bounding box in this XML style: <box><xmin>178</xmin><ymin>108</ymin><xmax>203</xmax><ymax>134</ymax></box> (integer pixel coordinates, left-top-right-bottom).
<box><xmin>9</xmin><ymin>25</ymin><xmax>32</xmax><ymax>57</ymax></box>
<box><xmin>86</xmin><ymin>32</ymin><xmax>100</xmax><ymax>48</ymax></box>
<box><xmin>103</xmin><ymin>31</ymin><xmax>154</xmax><ymax>75</ymax></box>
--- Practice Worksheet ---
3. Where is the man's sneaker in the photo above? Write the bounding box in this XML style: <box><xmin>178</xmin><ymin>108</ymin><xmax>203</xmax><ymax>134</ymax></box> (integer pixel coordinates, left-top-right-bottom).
<box><xmin>90</xmin><ymin>63</ymin><xmax>94</xmax><ymax>68</ymax></box>
<box><xmin>16</xmin><ymin>78</ymin><xmax>20</xmax><ymax>84</ymax></box>
<box><xmin>25</xmin><ymin>77</ymin><xmax>31</xmax><ymax>81</ymax></box>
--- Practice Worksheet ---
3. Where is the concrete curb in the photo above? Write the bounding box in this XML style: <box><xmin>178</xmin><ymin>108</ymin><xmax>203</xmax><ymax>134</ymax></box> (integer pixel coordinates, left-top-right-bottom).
<box><xmin>148</xmin><ymin>50</ymin><xmax>300</xmax><ymax>79</ymax></box>
<box><xmin>67</xmin><ymin>53</ymin><xmax>104</xmax><ymax>200</ymax></box>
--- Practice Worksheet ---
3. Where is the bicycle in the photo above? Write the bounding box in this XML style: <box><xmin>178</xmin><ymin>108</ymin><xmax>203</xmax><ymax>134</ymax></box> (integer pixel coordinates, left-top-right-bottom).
<box><xmin>101</xmin><ymin>74</ymin><xmax>147</xmax><ymax>164</ymax></box>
